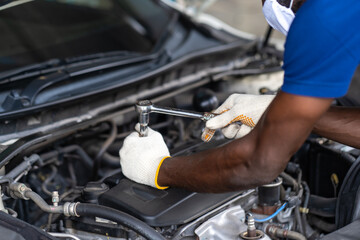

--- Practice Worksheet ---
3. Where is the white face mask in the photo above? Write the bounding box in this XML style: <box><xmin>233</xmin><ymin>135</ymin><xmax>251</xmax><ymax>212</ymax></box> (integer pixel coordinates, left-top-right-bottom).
<box><xmin>262</xmin><ymin>0</ymin><xmax>295</xmax><ymax>36</ymax></box>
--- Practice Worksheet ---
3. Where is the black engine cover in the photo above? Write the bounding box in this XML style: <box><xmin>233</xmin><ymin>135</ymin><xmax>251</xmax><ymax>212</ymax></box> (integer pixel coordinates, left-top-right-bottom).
<box><xmin>99</xmin><ymin>179</ymin><xmax>241</xmax><ymax>227</ymax></box>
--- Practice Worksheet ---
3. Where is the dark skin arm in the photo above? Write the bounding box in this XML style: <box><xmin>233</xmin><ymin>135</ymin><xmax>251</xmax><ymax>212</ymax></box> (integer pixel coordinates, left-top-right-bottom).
<box><xmin>158</xmin><ymin>91</ymin><xmax>333</xmax><ymax>193</ymax></box>
<box><xmin>313</xmin><ymin>106</ymin><xmax>360</xmax><ymax>148</ymax></box>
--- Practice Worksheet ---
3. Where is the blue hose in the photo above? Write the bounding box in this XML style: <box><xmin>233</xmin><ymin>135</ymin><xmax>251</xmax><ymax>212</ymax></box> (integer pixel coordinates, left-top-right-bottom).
<box><xmin>253</xmin><ymin>202</ymin><xmax>288</xmax><ymax>223</ymax></box>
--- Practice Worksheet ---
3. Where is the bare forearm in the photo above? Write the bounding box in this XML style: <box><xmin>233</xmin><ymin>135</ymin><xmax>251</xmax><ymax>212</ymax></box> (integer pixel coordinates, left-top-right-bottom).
<box><xmin>158</xmin><ymin>92</ymin><xmax>332</xmax><ymax>193</ymax></box>
<box><xmin>313</xmin><ymin>106</ymin><xmax>360</xmax><ymax>148</ymax></box>
<box><xmin>158</xmin><ymin>133</ymin><xmax>271</xmax><ymax>193</ymax></box>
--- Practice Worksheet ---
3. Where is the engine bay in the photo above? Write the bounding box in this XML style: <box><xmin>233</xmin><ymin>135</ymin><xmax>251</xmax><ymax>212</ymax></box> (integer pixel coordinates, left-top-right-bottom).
<box><xmin>0</xmin><ymin>72</ymin><xmax>359</xmax><ymax>240</ymax></box>
<box><xmin>0</xmin><ymin>0</ymin><xmax>359</xmax><ymax>239</ymax></box>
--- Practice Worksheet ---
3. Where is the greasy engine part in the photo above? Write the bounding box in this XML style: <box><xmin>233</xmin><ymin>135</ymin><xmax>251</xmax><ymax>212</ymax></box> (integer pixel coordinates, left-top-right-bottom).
<box><xmin>239</xmin><ymin>215</ymin><xmax>270</xmax><ymax>240</ymax></box>
<box><xmin>252</xmin><ymin>177</ymin><xmax>283</xmax><ymax>215</ymax></box>
<box><xmin>0</xmin><ymin>87</ymin><xmax>358</xmax><ymax>240</ymax></box>
<box><xmin>194</xmin><ymin>205</ymin><xmax>272</xmax><ymax>240</ymax></box>
<box><xmin>98</xmin><ymin>178</ymin><xmax>242</xmax><ymax>227</ymax></box>
<box><xmin>1</xmin><ymin>120</ymin><xmax>356</xmax><ymax>240</ymax></box>
<box><xmin>245</xmin><ymin>215</ymin><xmax>257</xmax><ymax>238</ymax></box>
<box><xmin>258</xmin><ymin>177</ymin><xmax>282</xmax><ymax>206</ymax></box>
<box><xmin>265</xmin><ymin>225</ymin><xmax>306</xmax><ymax>240</ymax></box>
<box><xmin>74</xmin><ymin>203</ymin><xmax>166</xmax><ymax>240</ymax></box>
<box><xmin>194</xmin><ymin>205</ymin><xmax>248</xmax><ymax>239</ymax></box>
<box><xmin>7</xmin><ymin>181</ymin><xmax>165</xmax><ymax>240</ymax></box>
<box><xmin>13</xmin><ymin>120</ymin><xmax>297</xmax><ymax>239</ymax></box>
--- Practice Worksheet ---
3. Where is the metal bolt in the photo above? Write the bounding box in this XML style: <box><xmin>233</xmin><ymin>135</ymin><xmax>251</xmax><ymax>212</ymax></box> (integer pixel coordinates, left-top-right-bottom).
<box><xmin>52</xmin><ymin>191</ymin><xmax>59</xmax><ymax>207</ymax></box>
<box><xmin>19</xmin><ymin>184</ymin><xmax>26</xmax><ymax>192</ymax></box>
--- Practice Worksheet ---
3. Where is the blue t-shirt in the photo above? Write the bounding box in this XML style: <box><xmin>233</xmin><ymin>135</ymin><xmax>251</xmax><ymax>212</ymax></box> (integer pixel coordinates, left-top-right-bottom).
<box><xmin>281</xmin><ymin>0</ymin><xmax>360</xmax><ymax>98</ymax></box>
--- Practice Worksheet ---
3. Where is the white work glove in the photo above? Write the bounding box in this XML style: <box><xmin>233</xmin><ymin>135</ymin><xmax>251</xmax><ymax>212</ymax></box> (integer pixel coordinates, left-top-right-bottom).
<box><xmin>201</xmin><ymin>94</ymin><xmax>275</xmax><ymax>141</ymax></box>
<box><xmin>119</xmin><ymin>124</ymin><xmax>170</xmax><ymax>189</ymax></box>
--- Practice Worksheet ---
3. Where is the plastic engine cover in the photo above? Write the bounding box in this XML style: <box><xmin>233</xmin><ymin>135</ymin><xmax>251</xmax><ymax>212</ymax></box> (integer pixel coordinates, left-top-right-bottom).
<box><xmin>98</xmin><ymin>179</ymin><xmax>241</xmax><ymax>227</ymax></box>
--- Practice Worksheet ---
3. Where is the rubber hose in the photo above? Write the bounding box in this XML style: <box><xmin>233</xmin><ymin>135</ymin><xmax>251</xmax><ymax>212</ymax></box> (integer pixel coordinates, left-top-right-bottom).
<box><xmin>308</xmin><ymin>195</ymin><xmax>336</xmax><ymax>217</ymax></box>
<box><xmin>24</xmin><ymin>191</ymin><xmax>63</xmax><ymax>214</ymax></box>
<box><xmin>86</xmin><ymin>146</ymin><xmax>119</xmax><ymax>167</ymax></box>
<box><xmin>101</xmin><ymin>152</ymin><xmax>120</xmax><ymax>167</ymax></box>
<box><xmin>280</xmin><ymin>172</ymin><xmax>299</xmax><ymax>192</ymax></box>
<box><xmin>40</xmin><ymin>145</ymin><xmax>93</xmax><ymax>169</ymax></box>
<box><xmin>92</xmin><ymin>120</ymin><xmax>117</xmax><ymax>179</ymax></box>
<box><xmin>281</xmin><ymin>229</ymin><xmax>306</xmax><ymax>240</ymax></box>
<box><xmin>270</xmin><ymin>227</ymin><xmax>306</xmax><ymax>240</ymax></box>
<box><xmin>295</xmin><ymin>206</ymin><xmax>305</xmax><ymax>235</ymax></box>
<box><xmin>301</xmin><ymin>214</ymin><xmax>318</xmax><ymax>239</ymax></box>
<box><xmin>340</xmin><ymin>151</ymin><xmax>356</xmax><ymax>165</ymax></box>
<box><xmin>62</xmin><ymin>145</ymin><xmax>93</xmax><ymax>168</ymax></box>
<box><xmin>310</xmin><ymin>139</ymin><xmax>356</xmax><ymax>166</ymax></box>
<box><xmin>41</xmin><ymin>165</ymin><xmax>58</xmax><ymax>196</ymax></box>
<box><xmin>300</xmin><ymin>182</ymin><xmax>315</xmax><ymax>239</ymax></box>
<box><xmin>95</xmin><ymin>120</ymin><xmax>117</xmax><ymax>161</ymax></box>
<box><xmin>302</xmin><ymin>182</ymin><xmax>310</xmax><ymax>210</ymax></box>
<box><xmin>76</xmin><ymin>203</ymin><xmax>165</xmax><ymax>240</ymax></box>
<box><xmin>308</xmin><ymin>215</ymin><xmax>336</xmax><ymax>233</ymax></box>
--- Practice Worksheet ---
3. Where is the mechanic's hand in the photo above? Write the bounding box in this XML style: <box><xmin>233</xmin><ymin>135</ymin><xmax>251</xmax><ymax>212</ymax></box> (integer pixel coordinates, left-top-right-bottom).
<box><xmin>119</xmin><ymin>124</ymin><xmax>170</xmax><ymax>189</ymax></box>
<box><xmin>201</xmin><ymin>94</ymin><xmax>275</xmax><ymax>141</ymax></box>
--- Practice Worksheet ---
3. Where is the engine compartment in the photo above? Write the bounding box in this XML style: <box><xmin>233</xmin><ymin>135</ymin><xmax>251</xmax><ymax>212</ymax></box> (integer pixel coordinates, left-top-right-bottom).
<box><xmin>0</xmin><ymin>74</ymin><xmax>359</xmax><ymax>240</ymax></box>
<box><xmin>0</xmin><ymin>1</ymin><xmax>358</xmax><ymax>239</ymax></box>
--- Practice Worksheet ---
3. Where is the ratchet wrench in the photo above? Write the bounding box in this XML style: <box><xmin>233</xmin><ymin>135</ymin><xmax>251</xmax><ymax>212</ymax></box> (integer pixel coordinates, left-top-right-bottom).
<box><xmin>135</xmin><ymin>100</ymin><xmax>216</xmax><ymax>137</ymax></box>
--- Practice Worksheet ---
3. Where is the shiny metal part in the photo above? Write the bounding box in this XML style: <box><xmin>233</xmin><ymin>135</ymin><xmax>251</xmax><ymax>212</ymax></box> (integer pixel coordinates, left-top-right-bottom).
<box><xmin>261</xmin><ymin>177</ymin><xmax>283</xmax><ymax>188</ymax></box>
<box><xmin>240</xmin><ymin>230</ymin><xmax>269</xmax><ymax>240</ymax></box>
<box><xmin>135</xmin><ymin>100</ymin><xmax>152</xmax><ymax>137</ymax></box>
<box><xmin>247</xmin><ymin>214</ymin><xmax>257</xmax><ymax>237</ymax></box>
<box><xmin>276</xmin><ymin>205</ymin><xmax>295</xmax><ymax>230</ymax></box>
<box><xmin>172</xmin><ymin>190</ymin><xmax>256</xmax><ymax>240</ymax></box>
<box><xmin>63</xmin><ymin>202</ymin><xmax>80</xmax><ymax>217</ymax></box>
<box><xmin>66</xmin><ymin>228</ymin><xmax>126</xmax><ymax>240</ymax></box>
<box><xmin>0</xmin><ymin>187</ymin><xmax>8</xmax><ymax>214</ymax></box>
<box><xmin>195</xmin><ymin>205</ymin><xmax>247</xmax><ymax>240</ymax></box>
<box><xmin>277</xmin><ymin>206</ymin><xmax>294</xmax><ymax>223</ymax></box>
<box><xmin>48</xmin><ymin>232</ymin><xmax>81</xmax><ymax>240</ymax></box>
<box><xmin>135</xmin><ymin>100</ymin><xmax>216</xmax><ymax>137</ymax></box>
<box><xmin>8</xmin><ymin>183</ymin><xmax>31</xmax><ymax>200</ymax></box>
<box><xmin>52</xmin><ymin>191</ymin><xmax>59</xmax><ymax>207</ymax></box>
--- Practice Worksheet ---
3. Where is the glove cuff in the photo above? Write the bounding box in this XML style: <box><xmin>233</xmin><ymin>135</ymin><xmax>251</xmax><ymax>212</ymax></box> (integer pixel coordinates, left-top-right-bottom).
<box><xmin>155</xmin><ymin>156</ymin><xmax>171</xmax><ymax>190</ymax></box>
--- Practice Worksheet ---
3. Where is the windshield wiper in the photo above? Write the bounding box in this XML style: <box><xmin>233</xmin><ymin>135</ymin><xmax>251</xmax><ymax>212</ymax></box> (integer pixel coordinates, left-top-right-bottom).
<box><xmin>0</xmin><ymin>58</ymin><xmax>63</xmax><ymax>83</ymax></box>
<box><xmin>64</xmin><ymin>51</ymin><xmax>141</xmax><ymax>64</ymax></box>
<box><xmin>0</xmin><ymin>51</ymin><xmax>161</xmax><ymax>112</ymax></box>
<box><xmin>0</xmin><ymin>51</ymin><xmax>150</xmax><ymax>84</ymax></box>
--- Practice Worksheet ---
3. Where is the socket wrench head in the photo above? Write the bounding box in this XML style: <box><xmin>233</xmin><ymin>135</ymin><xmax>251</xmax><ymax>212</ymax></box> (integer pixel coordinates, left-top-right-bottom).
<box><xmin>135</xmin><ymin>100</ymin><xmax>153</xmax><ymax>137</ymax></box>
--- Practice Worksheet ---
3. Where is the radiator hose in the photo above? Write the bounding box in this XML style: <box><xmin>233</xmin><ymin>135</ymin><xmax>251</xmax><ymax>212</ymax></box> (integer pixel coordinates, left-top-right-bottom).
<box><xmin>18</xmin><ymin>186</ymin><xmax>164</xmax><ymax>240</ymax></box>
<box><xmin>75</xmin><ymin>203</ymin><xmax>165</xmax><ymax>240</ymax></box>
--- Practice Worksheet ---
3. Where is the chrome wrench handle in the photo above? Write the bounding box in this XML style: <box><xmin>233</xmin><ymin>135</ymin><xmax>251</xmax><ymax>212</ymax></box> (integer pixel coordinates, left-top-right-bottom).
<box><xmin>135</xmin><ymin>100</ymin><xmax>215</xmax><ymax>137</ymax></box>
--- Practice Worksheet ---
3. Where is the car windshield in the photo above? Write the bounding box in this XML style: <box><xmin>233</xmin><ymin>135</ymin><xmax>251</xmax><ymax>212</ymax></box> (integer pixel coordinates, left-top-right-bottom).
<box><xmin>0</xmin><ymin>0</ymin><xmax>172</xmax><ymax>72</ymax></box>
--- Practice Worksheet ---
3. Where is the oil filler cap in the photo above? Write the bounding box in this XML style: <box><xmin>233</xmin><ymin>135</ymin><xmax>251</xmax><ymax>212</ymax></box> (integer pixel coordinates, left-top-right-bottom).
<box><xmin>83</xmin><ymin>182</ymin><xmax>109</xmax><ymax>203</ymax></box>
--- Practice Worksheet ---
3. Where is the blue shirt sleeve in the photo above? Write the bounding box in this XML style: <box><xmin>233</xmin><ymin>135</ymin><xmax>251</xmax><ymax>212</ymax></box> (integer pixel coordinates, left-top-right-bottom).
<box><xmin>281</xmin><ymin>0</ymin><xmax>360</xmax><ymax>98</ymax></box>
